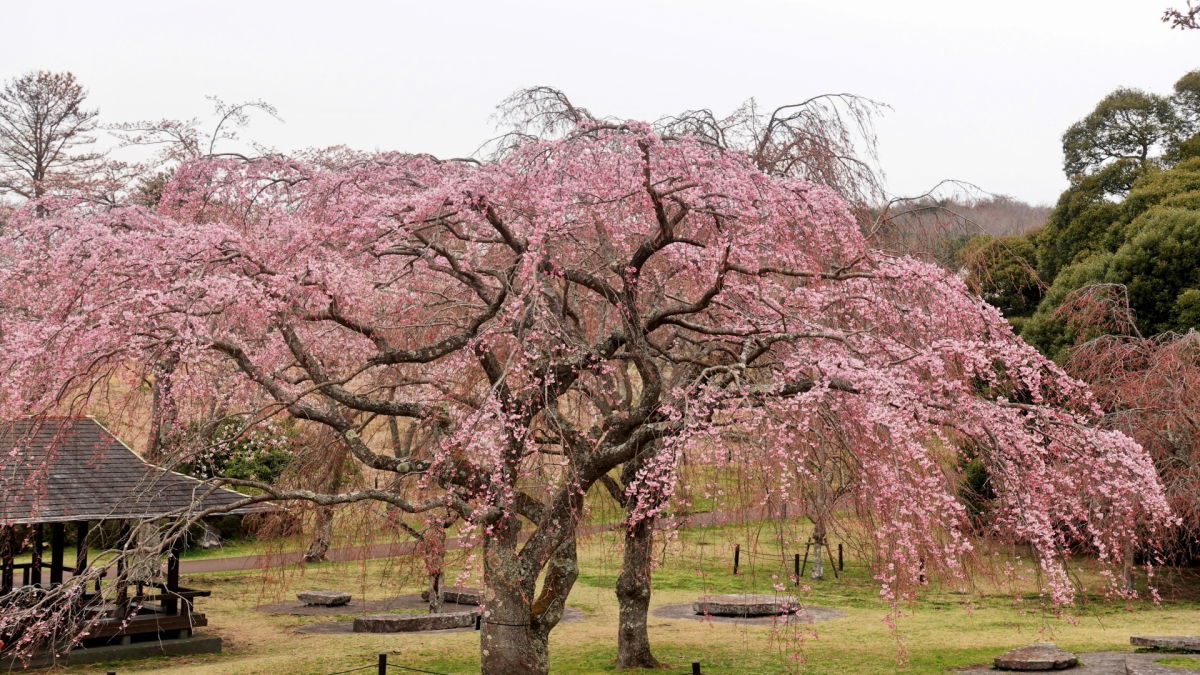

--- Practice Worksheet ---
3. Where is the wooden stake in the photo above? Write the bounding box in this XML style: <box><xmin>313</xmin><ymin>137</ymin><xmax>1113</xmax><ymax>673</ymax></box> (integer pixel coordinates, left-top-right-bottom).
<box><xmin>50</xmin><ymin>522</ymin><xmax>65</xmax><ymax>585</ymax></box>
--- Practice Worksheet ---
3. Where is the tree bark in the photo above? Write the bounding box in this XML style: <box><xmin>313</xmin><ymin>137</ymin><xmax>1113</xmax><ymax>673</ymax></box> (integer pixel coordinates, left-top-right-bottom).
<box><xmin>810</xmin><ymin>516</ymin><xmax>827</xmax><ymax>580</ymax></box>
<box><xmin>614</xmin><ymin>452</ymin><xmax>662</xmax><ymax>669</ymax></box>
<box><xmin>304</xmin><ymin>435</ymin><xmax>347</xmax><ymax>563</ymax></box>
<box><xmin>479</xmin><ymin>526</ymin><xmax>577</xmax><ymax>675</ymax></box>
<box><xmin>146</xmin><ymin>355</ymin><xmax>179</xmax><ymax>463</ymax></box>
<box><xmin>616</xmin><ymin>512</ymin><xmax>660</xmax><ymax>668</ymax></box>
<box><xmin>426</xmin><ymin>571</ymin><xmax>443</xmax><ymax>613</ymax></box>
<box><xmin>303</xmin><ymin>505</ymin><xmax>333</xmax><ymax>563</ymax></box>
<box><xmin>419</xmin><ymin>524</ymin><xmax>446</xmax><ymax>613</ymax></box>
<box><xmin>480</xmin><ymin>590</ymin><xmax>549</xmax><ymax>675</ymax></box>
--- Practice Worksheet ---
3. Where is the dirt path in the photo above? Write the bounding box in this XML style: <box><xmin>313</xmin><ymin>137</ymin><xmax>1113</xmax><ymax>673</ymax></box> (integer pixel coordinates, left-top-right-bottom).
<box><xmin>180</xmin><ymin>506</ymin><xmax>771</xmax><ymax>574</ymax></box>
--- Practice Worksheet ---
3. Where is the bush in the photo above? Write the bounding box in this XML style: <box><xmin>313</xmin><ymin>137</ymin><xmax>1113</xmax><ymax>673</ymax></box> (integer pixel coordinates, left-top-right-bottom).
<box><xmin>178</xmin><ymin>419</ymin><xmax>292</xmax><ymax>485</ymax></box>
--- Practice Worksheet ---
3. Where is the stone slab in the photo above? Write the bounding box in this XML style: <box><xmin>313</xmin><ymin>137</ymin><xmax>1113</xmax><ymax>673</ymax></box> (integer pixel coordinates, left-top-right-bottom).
<box><xmin>2</xmin><ymin>634</ymin><xmax>222</xmax><ymax>670</ymax></box>
<box><xmin>297</xmin><ymin>590</ymin><xmax>351</xmax><ymax>606</ymax></box>
<box><xmin>654</xmin><ymin>602</ymin><xmax>843</xmax><ymax>625</ymax></box>
<box><xmin>994</xmin><ymin>642</ymin><xmax>1079</xmax><ymax>671</ymax></box>
<box><xmin>353</xmin><ymin>611</ymin><xmax>478</xmax><ymax>633</ymax></box>
<box><xmin>692</xmin><ymin>593</ymin><xmax>798</xmax><ymax>617</ymax></box>
<box><xmin>1130</xmin><ymin>636</ymin><xmax>1200</xmax><ymax>652</ymax></box>
<box><xmin>955</xmin><ymin>650</ymin><xmax>1200</xmax><ymax>674</ymax></box>
<box><xmin>300</xmin><ymin>606</ymin><xmax>584</xmax><ymax>636</ymax></box>
<box><xmin>420</xmin><ymin>586</ymin><xmax>482</xmax><ymax>605</ymax></box>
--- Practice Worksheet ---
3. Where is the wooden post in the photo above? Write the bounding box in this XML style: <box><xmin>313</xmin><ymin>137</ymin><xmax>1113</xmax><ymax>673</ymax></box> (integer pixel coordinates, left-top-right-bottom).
<box><xmin>799</xmin><ymin>540</ymin><xmax>811</xmax><ymax>578</ymax></box>
<box><xmin>1</xmin><ymin>525</ymin><xmax>13</xmax><ymax>594</ymax></box>
<box><xmin>794</xmin><ymin>553</ymin><xmax>801</xmax><ymax>585</ymax></box>
<box><xmin>75</xmin><ymin>521</ymin><xmax>89</xmax><ymax>574</ymax></box>
<box><xmin>732</xmin><ymin>544</ymin><xmax>740</xmax><ymax>575</ymax></box>
<box><xmin>115</xmin><ymin>523</ymin><xmax>129</xmax><ymax>611</ymax></box>
<box><xmin>50</xmin><ymin>522</ymin><xmax>65</xmax><ymax>585</ymax></box>
<box><xmin>838</xmin><ymin>543</ymin><xmax>844</xmax><ymax>571</ymax></box>
<box><xmin>827</xmin><ymin>541</ymin><xmax>840</xmax><ymax>580</ymax></box>
<box><xmin>164</xmin><ymin>537</ymin><xmax>182</xmax><ymax>614</ymax></box>
<box><xmin>692</xmin><ymin>662</ymin><xmax>702</xmax><ymax>674</ymax></box>
<box><xmin>377</xmin><ymin>652</ymin><xmax>387</xmax><ymax>675</ymax></box>
<box><xmin>30</xmin><ymin>523</ymin><xmax>43</xmax><ymax>586</ymax></box>
<box><xmin>115</xmin><ymin>553</ymin><xmax>127</xmax><ymax>607</ymax></box>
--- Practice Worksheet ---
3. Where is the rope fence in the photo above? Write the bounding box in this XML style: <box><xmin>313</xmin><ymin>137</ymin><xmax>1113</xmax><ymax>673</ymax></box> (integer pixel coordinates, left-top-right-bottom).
<box><xmin>730</xmin><ymin>542</ymin><xmax>859</xmax><ymax>581</ymax></box>
<box><xmin>320</xmin><ymin>654</ymin><xmax>703</xmax><ymax>675</ymax></box>
<box><xmin>107</xmin><ymin>657</ymin><xmax>706</xmax><ymax>675</ymax></box>
<box><xmin>323</xmin><ymin>664</ymin><xmax>376</xmax><ymax>675</ymax></box>
<box><xmin>325</xmin><ymin>653</ymin><xmax>453</xmax><ymax>675</ymax></box>
<box><xmin>106</xmin><ymin>653</ymin><xmax>455</xmax><ymax>675</ymax></box>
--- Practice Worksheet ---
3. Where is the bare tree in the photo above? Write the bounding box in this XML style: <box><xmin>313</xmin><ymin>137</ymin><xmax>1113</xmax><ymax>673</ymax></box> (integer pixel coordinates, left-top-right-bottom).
<box><xmin>497</xmin><ymin>86</ymin><xmax>887</xmax><ymax>209</ymax></box>
<box><xmin>111</xmin><ymin>96</ymin><xmax>279</xmax><ymax>166</ymax></box>
<box><xmin>1164</xmin><ymin>1</ymin><xmax>1200</xmax><ymax>28</ymax></box>
<box><xmin>0</xmin><ymin>71</ymin><xmax>102</xmax><ymax>200</ymax></box>
<box><xmin>656</xmin><ymin>94</ymin><xmax>887</xmax><ymax>210</ymax></box>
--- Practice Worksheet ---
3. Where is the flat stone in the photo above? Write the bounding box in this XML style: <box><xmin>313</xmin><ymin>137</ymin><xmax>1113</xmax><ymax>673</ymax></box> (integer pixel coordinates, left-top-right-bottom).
<box><xmin>297</xmin><ymin>590</ymin><xmax>351</xmax><ymax>606</ymax></box>
<box><xmin>353</xmin><ymin>611</ymin><xmax>478</xmax><ymax>633</ymax></box>
<box><xmin>1130</xmin><ymin>636</ymin><xmax>1200</xmax><ymax>652</ymax></box>
<box><xmin>420</xmin><ymin>586</ymin><xmax>482</xmax><ymax>605</ymax></box>
<box><xmin>994</xmin><ymin>642</ymin><xmax>1078</xmax><ymax>671</ymax></box>
<box><xmin>954</xmin><ymin>650</ymin><xmax>1200</xmax><ymax>674</ymax></box>
<box><xmin>692</xmin><ymin>593</ymin><xmax>798</xmax><ymax>617</ymax></box>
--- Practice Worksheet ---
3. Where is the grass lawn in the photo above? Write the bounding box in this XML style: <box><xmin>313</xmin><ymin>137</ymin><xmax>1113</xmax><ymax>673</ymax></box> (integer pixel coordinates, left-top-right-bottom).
<box><xmin>1156</xmin><ymin>657</ymin><xmax>1200</xmax><ymax>671</ymax></box>
<box><xmin>60</xmin><ymin>518</ymin><xmax>1200</xmax><ymax>674</ymax></box>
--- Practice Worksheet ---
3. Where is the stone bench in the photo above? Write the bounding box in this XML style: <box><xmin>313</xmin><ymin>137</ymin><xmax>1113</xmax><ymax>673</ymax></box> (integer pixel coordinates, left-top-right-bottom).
<box><xmin>993</xmin><ymin>642</ymin><xmax>1077</xmax><ymax>671</ymax></box>
<box><xmin>352</xmin><ymin>611</ymin><xmax>478</xmax><ymax>633</ymax></box>
<box><xmin>297</xmin><ymin>590</ymin><xmax>351</xmax><ymax>607</ymax></box>
<box><xmin>1130</xmin><ymin>636</ymin><xmax>1200</xmax><ymax>652</ymax></box>
<box><xmin>420</xmin><ymin>586</ymin><xmax>482</xmax><ymax>605</ymax></box>
<box><xmin>692</xmin><ymin>593</ymin><xmax>798</xmax><ymax>617</ymax></box>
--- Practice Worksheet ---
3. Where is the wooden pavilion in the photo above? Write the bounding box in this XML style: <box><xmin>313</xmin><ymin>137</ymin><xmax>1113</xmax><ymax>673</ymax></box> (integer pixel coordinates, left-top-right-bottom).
<box><xmin>0</xmin><ymin>416</ymin><xmax>270</xmax><ymax>657</ymax></box>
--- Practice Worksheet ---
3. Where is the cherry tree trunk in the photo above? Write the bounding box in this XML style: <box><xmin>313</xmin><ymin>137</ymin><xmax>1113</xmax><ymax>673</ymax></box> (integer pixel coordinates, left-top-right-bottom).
<box><xmin>426</xmin><ymin>572</ymin><xmax>443</xmax><ymax>613</ymax></box>
<box><xmin>146</xmin><ymin>355</ymin><xmax>179</xmax><ymax>463</ymax></box>
<box><xmin>303</xmin><ymin>506</ymin><xmax>333</xmax><ymax>563</ymax></box>
<box><xmin>480</xmin><ymin>587</ymin><xmax>550</xmax><ymax>675</ymax></box>
<box><xmin>810</xmin><ymin>516</ymin><xmax>827</xmax><ymax>580</ymax></box>
<box><xmin>616</xmin><ymin>513</ymin><xmax>660</xmax><ymax>669</ymax></box>
<box><xmin>614</xmin><ymin>450</ymin><xmax>662</xmax><ymax>669</ymax></box>
<box><xmin>420</xmin><ymin>525</ymin><xmax>446</xmax><ymax>613</ymax></box>
<box><xmin>479</xmin><ymin>534</ymin><xmax>577</xmax><ymax>675</ymax></box>
<box><xmin>304</xmin><ymin>442</ymin><xmax>346</xmax><ymax>563</ymax></box>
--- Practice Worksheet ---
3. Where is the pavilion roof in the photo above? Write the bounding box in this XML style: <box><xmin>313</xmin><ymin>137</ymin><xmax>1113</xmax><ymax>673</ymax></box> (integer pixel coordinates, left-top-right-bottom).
<box><xmin>0</xmin><ymin>417</ymin><xmax>272</xmax><ymax>525</ymax></box>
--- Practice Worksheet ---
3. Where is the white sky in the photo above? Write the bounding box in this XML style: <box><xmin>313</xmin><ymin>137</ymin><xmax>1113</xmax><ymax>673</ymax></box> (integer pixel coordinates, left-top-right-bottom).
<box><xmin>4</xmin><ymin>0</ymin><xmax>1196</xmax><ymax>205</ymax></box>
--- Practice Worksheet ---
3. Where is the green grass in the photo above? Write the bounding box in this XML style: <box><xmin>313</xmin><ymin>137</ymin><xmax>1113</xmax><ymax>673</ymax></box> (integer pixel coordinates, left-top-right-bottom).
<box><xmin>11</xmin><ymin>537</ymin><xmax>303</xmax><ymax>565</ymax></box>
<box><xmin>54</xmin><ymin>517</ymin><xmax>1200</xmax><ymax>675</ymax></box>
<box><xmin>1156</xmin><ymin>657</ymin><xmax>1200</xmax><ymax>670</ymax></box>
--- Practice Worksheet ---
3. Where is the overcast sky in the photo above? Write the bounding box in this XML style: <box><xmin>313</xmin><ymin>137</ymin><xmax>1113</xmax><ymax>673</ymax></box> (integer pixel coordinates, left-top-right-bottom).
<box><xmin>4</xmin><ymin>0</ymin><xmax>1196</xmax><ymax>205</ymax></box>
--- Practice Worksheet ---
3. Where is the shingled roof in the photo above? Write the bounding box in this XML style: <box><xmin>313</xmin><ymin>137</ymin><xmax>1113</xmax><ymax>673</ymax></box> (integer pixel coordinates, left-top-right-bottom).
<box><xmin>0</xmin><ymin>417</ymin><xmax>271</xmax><ymax>525</ymax></box>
